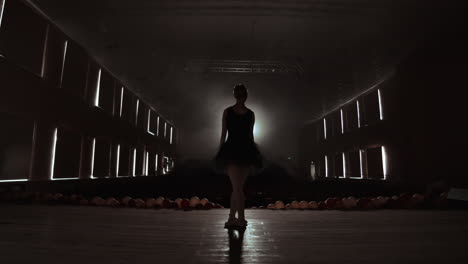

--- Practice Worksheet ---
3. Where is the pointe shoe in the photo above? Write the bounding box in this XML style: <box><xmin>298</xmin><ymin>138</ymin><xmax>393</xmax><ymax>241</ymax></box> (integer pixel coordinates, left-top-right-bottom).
<box><xmin>234</xmin><ymin>219</ymin><xmax>248</xmax><ymax>227</ymax></box>
<box><xmin>224</xmin><ymin>217</ymin><xmax>237</xmax><ymax>228</ymax></box>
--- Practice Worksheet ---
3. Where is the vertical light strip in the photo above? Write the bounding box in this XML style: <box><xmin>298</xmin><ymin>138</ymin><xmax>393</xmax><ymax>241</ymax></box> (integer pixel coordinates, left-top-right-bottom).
<box><xmin>170</xmin><ymin>126</ymin><xmax>173</xmax><ymax>144</ymax></box>
<box><xmin>356</xmin><ymin>100</ymin><xmax>361</xmax><ymax>128</ymax></box>
<box><xmin>50</xmin><ymin>128</ymin><xmax>58</xmax><ymax>180</ymax></box>
<box><xmin>40</xmin><ymin>24</ymin><xmax>50</xmax><ymax>78</ymax></box>
<box><xmin>116</xmin><ymin>144</ymin><xmax>120</xmax><ymax>176</ymax></box>
<box><xmin>90</xmin><ymin>138</ymin><xmax>96</xmax><ymax>178</ymax></box>
<box><xmin>135</xmin><ymin>100</ymin><xmax>139</xmax><ymax>126</ymax></box>
<box><xmin>145</xmin><ymin>152</ymin><xmax>149</xmax><ymax>176</ymax></box>
<box><xmin>155</xmin><ymin>154</ymin><xmax>158</xmax><ymax>175</ymax></box>
<box><xmin>378</xmin><ymin>89</ymin><xmax>384</xmax><ymax>120</ymax></box>
<box><xmin>59</xmin><ymin>40</ymin><xmax>68</xmax><ymax>88</ymax></box>
<box><xmin>119</xmin><ymin>87</ymin><xmax>124</xmax><ymax>117</ymax></box>
<box><xmin>340</xmin><ymin>109</ymin><xmax>344</xmax><ymax>134</ymax></box>
<box><xmin>156</xmin><ymin>116</ymin><xmax>160</xmax><ymax>136</ymax></box>
<box><xmin>323</xmin><ymin>118</ymin><xmax>327</xmax><ymax>140</ymax></box>
<box><xmin>342</xmin><ymin>152</ymin><xmax>346</xmax><ymax>178</ymax></box>
<box><xmin>0</xmin><ymin>179</ymin><xmax>28</xmax><ymax>183</ymax></box>
<box><xmin>147</xmin><ymin>110</ymin><xmax>151</xmax><ymax>132</ymax></box>
<box><xmin>147</xmin><ymin>110</ymin><xmax>154</xmax><ymax>135</ymax></box>
<box><xmin>94</xmin><ymin>68</ymin><xmax>101</xmax><ymax>106</ymax></box>
<box><xmin>382</xmin><ymin>146</ymin><xmax>388</xmax><ymax>180</ymax></box>
<box><xmin>359</xmin><ymin>150</ymin><xmax>364</xmax><ymax>179</ymax></box>
<box><xmin>132</xmin><ymin>148</ymin><xmax>136</xmax><ymax>176</ymax></box>
<box><xmin>325</xmin><ymin>155</ymin><xmax>328</xmax><ymax>177</ymax></box>
<box><xmin>0</xmin><ymin>0</ymin><xmax>6</xmax><ymax>30</ymax></box>
<box><xmin>164</xmin><ymin>122</ymin><xmax>167</xmax><ymax>138</ymax></box>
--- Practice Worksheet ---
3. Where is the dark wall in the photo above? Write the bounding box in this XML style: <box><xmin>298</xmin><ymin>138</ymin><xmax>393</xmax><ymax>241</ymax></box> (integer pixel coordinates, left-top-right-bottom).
<box><xmin>299</xmin><ymin>23</ymin><xmax>468</xmax><ymax>187</ymax></box>
<box><xmin>390</xmin><ymin>29</ymin><xmax>468</xmax><ymax>185</ymax></box>
<box><xmin>0</xmin><ymin>0</ymin><xmax>177</xmax><ymax>181</ymax></box>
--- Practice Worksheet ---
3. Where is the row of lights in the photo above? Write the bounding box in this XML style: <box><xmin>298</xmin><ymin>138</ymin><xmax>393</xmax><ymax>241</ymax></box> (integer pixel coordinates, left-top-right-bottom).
<box><xmin>318</xmin><ymin>89</ymin><xmax>387</xmax><ymax>180</ymax></box>
<box><xmin>0</xmin><ymin>2</ymin><xmax>173</xmax><ymax>182</ymax></box>
<box><xmin>323</xmin><ymin>146</ymin><xmax>388</xmax><ymax>180</ymax></box>
<box><xmin>49</xmin><ymin>137</ymin><xmax>173</xmax><ymax>180</ymax></box>
<box><xmin>94</xmin><ymin>74</ymin><xmax>174</xmax><ymax>144</ymax></box>
<box><xmin>323</xmin><ymin>89</ymin><xmax>384</xmax><ymax>140</ymax></box>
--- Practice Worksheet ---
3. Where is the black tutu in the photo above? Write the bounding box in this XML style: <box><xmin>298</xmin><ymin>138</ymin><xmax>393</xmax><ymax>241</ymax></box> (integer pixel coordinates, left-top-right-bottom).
<box><xmin>214</xmin><ymin>138</ymin><xmax>264</xmax><ymax>171</ymax></box>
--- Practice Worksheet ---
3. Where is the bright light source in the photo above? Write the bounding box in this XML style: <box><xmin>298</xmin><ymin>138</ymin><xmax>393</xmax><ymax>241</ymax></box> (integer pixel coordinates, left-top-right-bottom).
<box><xmin>0</xmin><ymin>0</ymin><xmax>5</xmax><ymax>29</ymax></box>
<box><xmin>164</xmin><ymin>122</ymin><xmax>167</xmax><ymax>138</ymax></box>
<box><xmin>50</xmin><ymin>128</ymin><xmax>58</xmax><ymax>179</ymax></box>
<box><xmin>155</xmin><ymin>154</ymin><xmax>158</xmax><ymax>175</ymax></box>
<box><xmin>356</xmin><ymin>100</ymin><xmax>361</xmax><ymax>128</ymax></box>
<box><xmin>340</xmin><ymin>109</ymin><xmax>345</xmax><ymax>134</ymax></box>
<box><xmin>119</xmin><ymin>87</ymin><xmax>124</xmax><ymax>117</ymax></box>
<box><xmin>132</xmin><ymin>148</ymin><xmax>136</xmax><ymax>176</ymax></box>
<box><xmin>59</xmin><ymin>40</ymin><xmax>68</xmax><ymax>87</ymax></box>
<box><xmin>52</xmin><ymin>178</ymin><xmax>78</xmax><ymax>181</ymax></box>
<box><xmin>94</xmin><ymin>68</ymin><xmax>101</xmax><ymax>107</ymax></box>
<box><xmin>252</xmin><ymin>121</ymin><xmax>264</xmax><ymax>140</ymax></box>
<box><xmin>378</xmin><ymin>89</ymin><xmax>384</xmax><ymax>120</ymax></box>
<box><xmin>135</xmin><ymin>100</ymin><xmax>139</xmax><ymax>125</ymax></box>
<box><xmin>359</xmin><ymin>149</ymin><xmax>365</xmax><ymax>179</ymax></box>
<box><xmin>41</xmin><ymin>25</ymin><xmax>50</xmax><ymax>78</ymax></box>
<box><xmin>116</xmin><ymin>144</ymin><xmax>120</xmax><ymax>176</ymax></box>
<box><xmin>0</xmin><ymin>179</ymin><xmax>28</xmax><ymax>183</ymax></box>
<box><xmin>310</xmin><ymin>161</ymin><xmax>316</xmax><ymax>180</ymax></box>
<box><xmin>323</xmin><ymin>118</ymin><xmax>327</xmax><ymax>140</ymax></box>
<box><xmin>156</xmin><ymin>116</ymin><xmax>160</xmax><ymax>136</ymax></box>
<box><xmin>325</xmin><ymin>155</ymin><xmax>328</xmax><ymax>177</ymax></box>
<box><xmin>145</xmin><ymin>151</ymin><xmax>149</xmax><ymax>176</ymax></box>
<box><xmin>91</xmin><ymin>138</ymin><xmax>96</xmax><ymax>178</ymax></box>
<box><xmin>170</xmin><ymin>126</ymin><xmax>173</xmax><ymax>144</ymax></box>
<box><xmin>147</xmin><ymin>110</ymin><xmax>154</xmax><ymax>135</ymax></box>
<box><xmin>382</xmin><ymin>146</ymin><xmax>388</xmax><ymax>180</ymax></box>
<box><xmin>342</xmin><ymin>152</ymin><xmax>346</xmax><ymax>178</ymax></box>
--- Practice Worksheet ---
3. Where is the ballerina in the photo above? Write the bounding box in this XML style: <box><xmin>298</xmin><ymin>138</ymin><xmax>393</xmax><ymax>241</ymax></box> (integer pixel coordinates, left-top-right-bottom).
<box><xmin>214</xmin><ymin>83</ymin><xmax>263</xmax><ymax>228</ymax></box>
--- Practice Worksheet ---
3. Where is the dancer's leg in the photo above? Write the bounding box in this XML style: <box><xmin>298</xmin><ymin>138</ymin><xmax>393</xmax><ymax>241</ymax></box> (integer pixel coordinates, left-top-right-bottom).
<box><xmin>227</xmin><ymin>163</ymin><xmax>239</xmax><ymax>219</ymax></box>
<box><xmin>235</xmin><ymin>165</ymin><xmax>250</xmax><ymax>221</ymax></box>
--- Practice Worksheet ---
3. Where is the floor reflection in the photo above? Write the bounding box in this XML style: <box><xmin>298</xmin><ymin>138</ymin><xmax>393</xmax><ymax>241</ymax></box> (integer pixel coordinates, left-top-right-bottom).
<box><xmin>226</xmin><ymin>227</ymin><xmax>246</xmax><ymax>264</ymax></box>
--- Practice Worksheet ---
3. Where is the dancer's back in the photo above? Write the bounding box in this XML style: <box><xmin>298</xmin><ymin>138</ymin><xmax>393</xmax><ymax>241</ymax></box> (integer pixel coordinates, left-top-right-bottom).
<box><xmin>226</xmin><ymin>106</ymin><xmax>253</xmax><ymax>142</ymax></box>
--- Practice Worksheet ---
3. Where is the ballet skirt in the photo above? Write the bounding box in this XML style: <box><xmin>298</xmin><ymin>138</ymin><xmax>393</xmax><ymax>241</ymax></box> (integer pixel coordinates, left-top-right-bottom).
<box><xmin>213</xmin><ymin>106</ymin><xmax>264</xmax><ymax>171</ymax></box>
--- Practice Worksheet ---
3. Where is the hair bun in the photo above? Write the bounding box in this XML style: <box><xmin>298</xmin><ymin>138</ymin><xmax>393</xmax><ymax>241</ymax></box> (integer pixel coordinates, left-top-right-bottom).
<box><xmin>233</xmin><ymin>83</ymin><xmax>247</xmax><ymax>94</ymax></box>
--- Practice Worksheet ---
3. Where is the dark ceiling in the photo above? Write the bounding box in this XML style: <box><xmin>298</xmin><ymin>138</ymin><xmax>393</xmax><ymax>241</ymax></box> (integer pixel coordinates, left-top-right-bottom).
<box><xmin>28</xmin><ymin>0</ymin><xmax>452</xmax><ymax>161</ymax></box>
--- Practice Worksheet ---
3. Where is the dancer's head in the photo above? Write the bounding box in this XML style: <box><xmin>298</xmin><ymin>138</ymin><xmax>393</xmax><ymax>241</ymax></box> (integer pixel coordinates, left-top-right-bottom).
<box><xmin>233</xmin><ymin>83</ymin><xmax>248</xmax><ymax>103</ymax></box>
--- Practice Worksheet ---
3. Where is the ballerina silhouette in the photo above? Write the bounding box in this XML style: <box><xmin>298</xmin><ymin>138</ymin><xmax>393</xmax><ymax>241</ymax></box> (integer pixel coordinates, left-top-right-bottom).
<box><xmin>214</xmin><ymin>83</ymin><xmax>263</xmax><ymax>228</ymax></box>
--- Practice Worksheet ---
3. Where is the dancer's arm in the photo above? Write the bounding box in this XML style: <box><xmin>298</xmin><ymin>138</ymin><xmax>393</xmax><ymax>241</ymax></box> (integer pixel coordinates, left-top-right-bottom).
<box><xmin>220</xmin><ymin>109</ymin><xmax>227</xmax><ymax>146</ymax></box>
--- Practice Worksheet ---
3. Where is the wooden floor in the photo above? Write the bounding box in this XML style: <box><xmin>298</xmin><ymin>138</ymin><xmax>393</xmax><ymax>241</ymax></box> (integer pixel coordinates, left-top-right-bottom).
<box><xmin>1</xmin><ymin>205</ymin><xmax>468</xmax><ymax>264</ymax></box>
